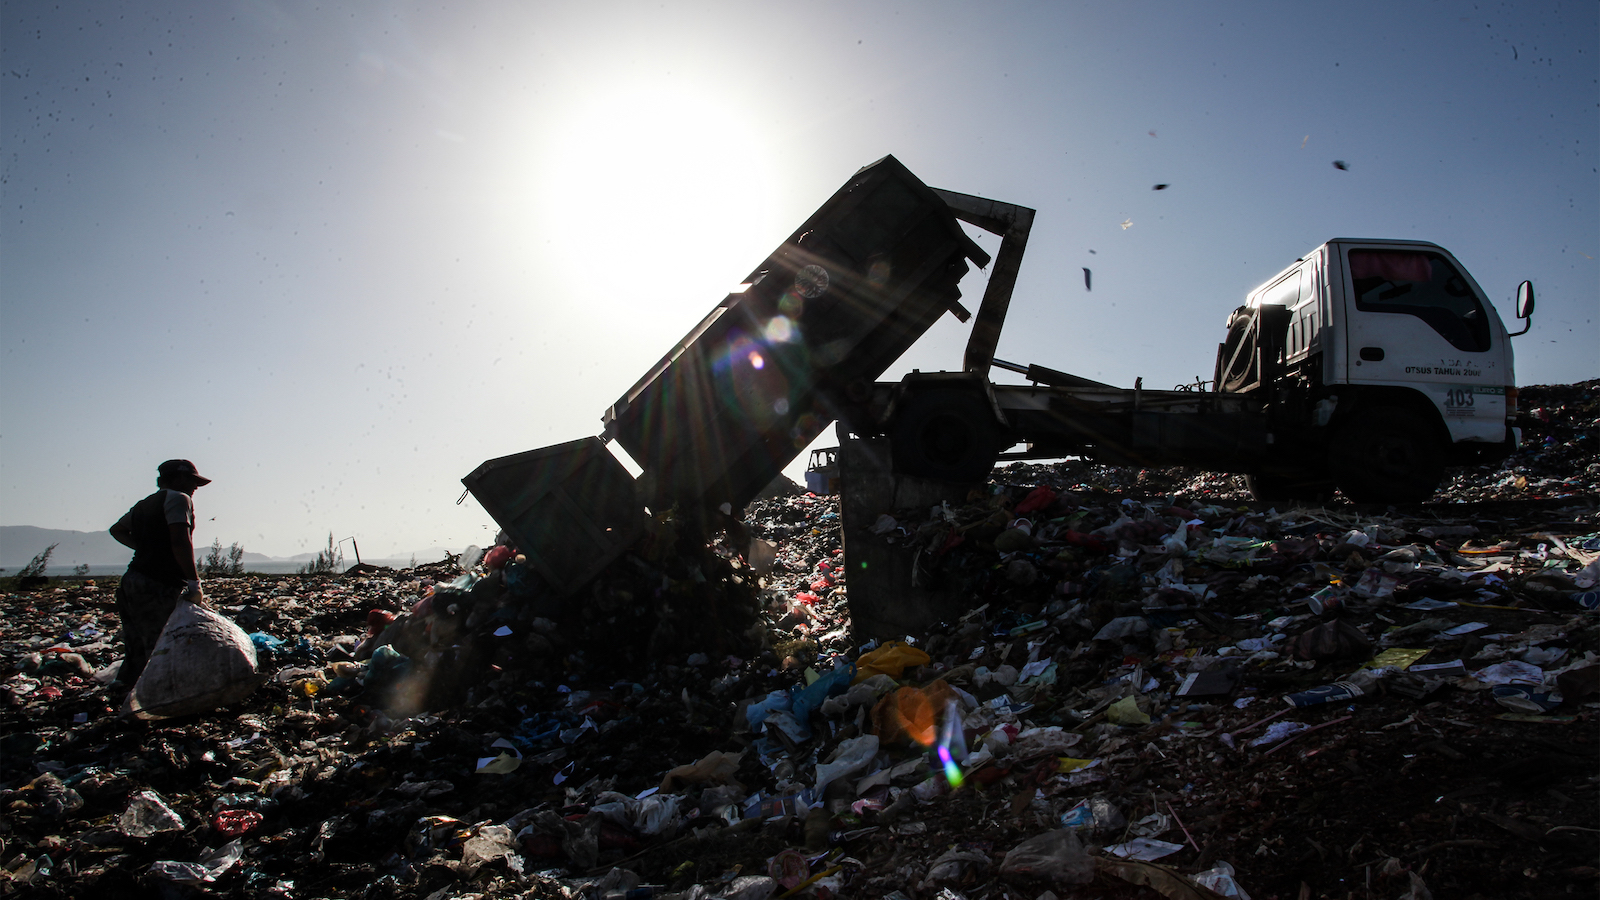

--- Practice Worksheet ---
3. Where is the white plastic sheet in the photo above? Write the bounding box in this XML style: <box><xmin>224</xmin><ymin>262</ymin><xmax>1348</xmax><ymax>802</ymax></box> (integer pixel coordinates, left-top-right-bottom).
<box><xmin>148</xmin><ymin>840</ymin><xmax>243</xmax><ymax>884</ymax></box>
<box><xmin>812</xmin><ymin>734</ymin><xmax>878</xmax><ymax>797</ymax></box>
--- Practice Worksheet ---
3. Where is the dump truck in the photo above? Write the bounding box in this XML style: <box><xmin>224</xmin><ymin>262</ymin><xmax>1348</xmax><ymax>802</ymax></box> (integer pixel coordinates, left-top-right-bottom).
<box><xmin>465</xmin><ymin>155</ymin><xmax>1534</xmax><ymax>593</ymax></box>
<box><xmin>873</xmin><ymin>235</ymin><xmax>1532</xmax><ymax>505</ymax></box>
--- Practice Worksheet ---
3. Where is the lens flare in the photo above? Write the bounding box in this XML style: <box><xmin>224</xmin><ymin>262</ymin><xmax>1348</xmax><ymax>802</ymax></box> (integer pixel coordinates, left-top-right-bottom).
<box><xmin>893</xmin><ymin>689</ymin><xmax>937</xmax><ymax>747</ymax></box>
<box><xmin>937</xmin><ymin>744</ymin><xmax>964</xmax><ymax>789</ymax></box>
<box><xmin>714</xmin><ymin>331</ymin><xmax>792</xmax><ymax>425</ymax></box>
<box><xmin>764</xmin><ymin>315</ymin><xmax>796</xmax><ymax>343</ymax></box>
<box><xmin>937</xmin><ymin>697</ymin><xmax>968</xmax><ymax>788</ymax></box>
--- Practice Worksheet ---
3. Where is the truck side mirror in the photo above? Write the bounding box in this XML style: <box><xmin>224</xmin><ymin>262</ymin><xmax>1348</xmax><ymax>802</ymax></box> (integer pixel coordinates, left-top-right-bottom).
<box><xmin>1508</xmin><ymin>281</ymin><xmax>1534</xmax><ymax>336</ymax></box>
<box><xmin>1516</xmin><ymin>281</ymin><xmax>1535</xmax><ymax>318</ymax></box>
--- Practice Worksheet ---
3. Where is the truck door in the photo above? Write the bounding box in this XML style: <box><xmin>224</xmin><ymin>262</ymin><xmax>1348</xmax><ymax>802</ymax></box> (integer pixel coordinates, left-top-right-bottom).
<box><xmin>1338</xmin><ymin>244</ymin><xmax>1508</xmax><ymax>443</ymax></box>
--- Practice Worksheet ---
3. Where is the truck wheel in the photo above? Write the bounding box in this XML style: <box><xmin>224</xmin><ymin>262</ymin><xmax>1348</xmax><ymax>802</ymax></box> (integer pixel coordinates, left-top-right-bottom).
<box><xmin>1215</xmin><ymin>306</ymin><xmax>1256</xmax><ymax>392</ymax></box>
<box><xmin>1330</xmin><ymin>407</ymin><xmax>1445</xmax><ymax>504</ymax></box>
<box><xmin>1245</xmin><ymin>472</ymin><xmax>1337</xmax><ymax>505</ymax></box>
<box><xmin>890</xmin><ymin>390</ymin><xmax>1000</xmax><ymax>483</ymax></box>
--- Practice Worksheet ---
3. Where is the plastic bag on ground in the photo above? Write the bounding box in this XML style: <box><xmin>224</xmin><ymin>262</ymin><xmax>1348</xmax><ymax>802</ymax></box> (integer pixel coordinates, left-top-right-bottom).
<box><xmin>1192</xmin><ymin>860</ymin><xmax>1252</xmax><ymax>899</ymax></box>
<box><xmin>457</xmin><ymin>824</ymin><xmax>517</xmax><ymax>876</ymax></box>
<box><xmin>813</xmin><ymin>734</ymin><xmax>879</xmax><ymax>796</ymax></box>
<box><xmin>635</xmin><ymin>793</ymin><xmax>682</xmax><ymax>836</ymax></box>
<box><xmin>1106</xmin><ymin>695</ymin><xmax>1151</xmax><ymax>726</ymax></box>
<box><xmin>998</xmin><ymin>828</ymin><xmax>1094</xmax><ymax>885</ymax></box>
<box><xmin>853</xmin><ymin>641</ymin><xmax>930</xmax><ymax>683</ymax></box>
<box><xmin>1247</xmin><ymin>721</ymin><xmax>1311</xmax><ymax>747</ymax></box>
<box><xmin>926</xmin><ymin>846</ymin><xmax>991</xmax><ymax>883</ymax></box>
<box><xmin>147</xmin><ymin>839</ymin><xmax>243</xmax><ymax>885</ymax></box>
<box><xmin>118</xmin><ymin>790</ymin><xmax>185</xmax><ymax>837</ymax></box>
<box><xmin>661</xmin><ymin>750</ymin><xmax>744</xmax><ymax>792</ymax></box>
<box><xmin>718</xmin><ymin>875</ymin><xmax>777</xmax><ymax>900</ymax></box>
<box><xmin>1471</xmin><ymin>660</ymin><xmax>1543</xmax><ymax>685</ymax></box>
<box><xmin>1094</xmin><ymin>616</ymin><xmax>1148</xmax><ymax>642</ymax></box>
<box><xmin>1095</xmin><ymin>856</ymin><xmax>1223</xmax><ymax>900</ymax></box>
<box><xmin>126</xmin><ymin>601</ymin><xmax>264</xmax><ymax>719</ymax></box>
<box><xmin>1105</xmin><ymin>838</ymin><xmax>1185</xmax><ymax>860</ymax></box>
<box><xmin>1013</xmin><ymin>485</ymin><xmax>1057</xmax><ymax>515</ymax></box>
<box><xmin>746</xmin><ymin>690</ymin><xmax>794</xmax><ymax>732</ymax></box>
<box><xmin>1010</xmin><ymin>725</ymin><xmax>1082</xmax><ymax>758</ymax></box>
<box><xmin>789</xmin><ymin>663</ymin><xmax>855</xmax><ymax>735</ymax></box>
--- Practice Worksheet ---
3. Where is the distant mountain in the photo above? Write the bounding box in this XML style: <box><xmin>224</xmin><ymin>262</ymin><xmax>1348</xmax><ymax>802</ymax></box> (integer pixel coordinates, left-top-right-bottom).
<box><xmin>0</xmin><ymin>525</ymin><xmax>459</xmax><ymax>570</ymax></box>
<box><xmin>0</xmin><ymin>526</ymin><xmax>130</xmax><ymax>569</ymax></box>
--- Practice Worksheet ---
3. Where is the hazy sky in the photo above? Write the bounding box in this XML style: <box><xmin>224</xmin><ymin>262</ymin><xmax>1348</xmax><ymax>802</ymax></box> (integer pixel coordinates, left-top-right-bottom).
<box><xmin>3</xmin><ymin>1</ymin><xmax>1595</xmax><ymax>559</ymax></box>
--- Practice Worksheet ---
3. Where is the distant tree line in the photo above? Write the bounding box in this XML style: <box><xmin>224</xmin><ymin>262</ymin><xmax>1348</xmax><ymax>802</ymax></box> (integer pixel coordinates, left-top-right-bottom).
<box><xmin>199</xmin><ymin>539</ymin><xmax>247</xmax><ymax>577</ymax></box>
<box><xmin>298</xmin><ymin>532</ymin><xmax>343</xmax><ymax>575</ymax></box>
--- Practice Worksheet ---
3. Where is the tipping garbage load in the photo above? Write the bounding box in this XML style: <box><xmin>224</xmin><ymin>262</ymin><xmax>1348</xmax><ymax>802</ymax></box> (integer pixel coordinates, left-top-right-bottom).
<box><xmin>466</xmin><ymin>155</ymin><xmax>991</xmax><ymax>592</ymax></box>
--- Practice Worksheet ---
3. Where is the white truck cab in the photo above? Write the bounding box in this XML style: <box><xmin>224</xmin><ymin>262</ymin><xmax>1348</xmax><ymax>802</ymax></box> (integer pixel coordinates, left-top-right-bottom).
<box><xmin>1221</xmin><ymin>238</ymin><xmax>1532</xmax><ymax>502</ymax></box>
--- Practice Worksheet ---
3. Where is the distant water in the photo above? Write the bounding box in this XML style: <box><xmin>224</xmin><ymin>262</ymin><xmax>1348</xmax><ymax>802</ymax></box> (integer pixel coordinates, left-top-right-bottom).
<box><xmin>32</xmin><ymin>558</ymin><xmax>420</xmax><ymax>578</ymax></box>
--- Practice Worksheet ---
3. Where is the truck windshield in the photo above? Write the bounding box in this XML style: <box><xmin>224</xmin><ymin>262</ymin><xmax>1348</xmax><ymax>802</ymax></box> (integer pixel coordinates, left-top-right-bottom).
<box><xmin>1349</xmin><ymin>250</ymin><xmax>1490</xmax><ymax>352</ymax></box>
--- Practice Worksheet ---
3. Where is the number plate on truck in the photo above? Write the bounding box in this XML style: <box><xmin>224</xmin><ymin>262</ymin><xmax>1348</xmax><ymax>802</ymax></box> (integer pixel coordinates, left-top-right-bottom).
<box><xmin>1440</xmin><ymin>384</ymin><xmax>1503</xmax><ymax>418</ymax></box>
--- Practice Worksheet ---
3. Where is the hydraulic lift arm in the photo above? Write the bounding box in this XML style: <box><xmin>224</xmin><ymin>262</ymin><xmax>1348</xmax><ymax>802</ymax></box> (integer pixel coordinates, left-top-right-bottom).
<box><xmin>931</xmin><ymin>189</ymin><xmax>1035</xmax><ymax>374</ymax></box>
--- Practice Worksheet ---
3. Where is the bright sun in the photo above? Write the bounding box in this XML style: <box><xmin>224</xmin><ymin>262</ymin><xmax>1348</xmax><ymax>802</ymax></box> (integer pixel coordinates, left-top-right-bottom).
<box><xmin>534</xmin><ymin>84</ymin><xmax>780</xmax><ymax>314</ymax></box>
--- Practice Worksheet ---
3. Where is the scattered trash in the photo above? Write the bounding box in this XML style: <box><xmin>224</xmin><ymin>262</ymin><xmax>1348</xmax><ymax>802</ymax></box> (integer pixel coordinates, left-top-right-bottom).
<box><xmin>0</xmin><ymin>379</ymin><xmax>1594</xmax><ymax>897</ymax></box>
<box><xmin>117</xmin><ymin>790</ymin><xmax>185</xmax><ymax>837</ymax></box>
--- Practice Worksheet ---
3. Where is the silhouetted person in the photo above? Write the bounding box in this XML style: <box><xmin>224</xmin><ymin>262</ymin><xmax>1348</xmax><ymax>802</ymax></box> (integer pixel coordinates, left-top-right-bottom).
<box><xmin>109</xmin><ymin>459</ymin><xmax>211</xmax><ymax>687</ymax></box>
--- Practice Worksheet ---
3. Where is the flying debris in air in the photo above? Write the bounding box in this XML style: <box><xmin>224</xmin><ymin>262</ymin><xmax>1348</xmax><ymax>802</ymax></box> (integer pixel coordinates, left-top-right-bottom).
<box><xmin>1152</xmin><ymin>184</ymin><xmax>1169</xmax><ymax>191</ymax></box>
<box><xmin>1083</xmin><ymin>268</ymin><xmax>1092</xmax><ymax>291</ymax></box>
<box><xmin>1120</xmin><ymin>219</ymin><xmax>1133</xmax><ymax>230</ymax></box>
<box><xmin>1332</xmin><ymin>160</ymin><xmax>1349</xmax><ymax>171</ymax></box>
<box><xmin>1301</xmin><ymin>135</ymin><xmax>1309</xmax><ymax>148</ymax></box>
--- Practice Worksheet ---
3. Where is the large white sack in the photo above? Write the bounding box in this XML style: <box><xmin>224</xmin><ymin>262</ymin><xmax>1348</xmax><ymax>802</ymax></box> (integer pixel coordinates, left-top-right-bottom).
<box><xmin>128</xmin><ymin>601</ymin><xmax>265</xmax><ymax>719</ymax></box>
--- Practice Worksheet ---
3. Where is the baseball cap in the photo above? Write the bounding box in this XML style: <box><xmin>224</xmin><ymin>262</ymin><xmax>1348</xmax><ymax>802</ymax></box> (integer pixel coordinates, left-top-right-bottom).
<box><xmin>158</xmin><ymin>459</ymin><xmax>212</xmax><ymax>486</ymax></box>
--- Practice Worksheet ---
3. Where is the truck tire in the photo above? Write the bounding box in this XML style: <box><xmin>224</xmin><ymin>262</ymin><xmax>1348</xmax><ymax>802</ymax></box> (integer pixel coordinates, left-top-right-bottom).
<box><xmin>889</xmin><ymin>389</ymin><xmax>1001</xmax><ymax>483</ymax></box>
<box><xmin>1329</xmin><ymin>406</ymin><xmax>1445</xmax><ymax>504</ymax></box>
<box><xmin>1245</xmin><ymin>472</ymin><xmax>1337</xmax><ymax>505</ymax></box>
<box><xmin>1215</xmin><ymin>307</ymin><xmax>1256</xmax><ymax>393</ymax></box>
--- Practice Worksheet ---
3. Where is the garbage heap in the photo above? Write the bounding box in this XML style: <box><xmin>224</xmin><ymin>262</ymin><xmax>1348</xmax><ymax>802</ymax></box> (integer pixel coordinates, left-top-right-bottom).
<box><xmin>0</xmin><ymin>381</ymin><xmax>1597</xmax><ymax>900</ymax></box>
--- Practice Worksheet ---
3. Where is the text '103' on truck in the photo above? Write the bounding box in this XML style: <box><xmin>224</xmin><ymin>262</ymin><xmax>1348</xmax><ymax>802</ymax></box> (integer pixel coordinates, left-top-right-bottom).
<box><xmin>463</xmin><ymin>155</ymin><xmax>1535</xmax><ymax>595</ymax></box>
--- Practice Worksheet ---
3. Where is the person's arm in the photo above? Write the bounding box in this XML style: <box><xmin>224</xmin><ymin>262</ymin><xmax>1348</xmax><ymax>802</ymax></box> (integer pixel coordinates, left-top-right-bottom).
<box><xmin>110</xmin><ymin>513</ymin><xmax>136</xmax><ymax>549</ymax></box>
<box><xmin>169</xmin><ymin>522</ymin><xmax>207</xmax><ymax>606</ymax></box>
